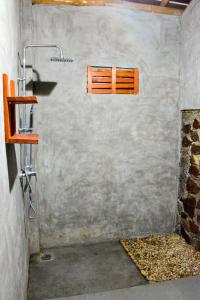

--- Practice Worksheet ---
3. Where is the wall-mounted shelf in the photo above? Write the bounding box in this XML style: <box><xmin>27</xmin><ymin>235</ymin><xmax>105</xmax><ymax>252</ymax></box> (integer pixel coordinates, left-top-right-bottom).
<box><xmin>8</xmin><ymin>134</ymin><xmax>39</xmax><ymax>144</ymax></box>
<box><xmin>3</xmin><ymin>73</ymin><xmax>39</xmax><ymax>144</ymax></box>
<box><xmin>7</xmin><ymin>96</ymin><xmax>38</xmax><ymax>104</ymax></box>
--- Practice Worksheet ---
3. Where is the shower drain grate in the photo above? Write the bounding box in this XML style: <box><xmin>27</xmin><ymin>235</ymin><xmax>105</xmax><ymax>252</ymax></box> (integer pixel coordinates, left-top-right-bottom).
<box><xmin>40</xmin><ymin>252</ymin><xmax>54</xmax><ymax>262</ymax></box>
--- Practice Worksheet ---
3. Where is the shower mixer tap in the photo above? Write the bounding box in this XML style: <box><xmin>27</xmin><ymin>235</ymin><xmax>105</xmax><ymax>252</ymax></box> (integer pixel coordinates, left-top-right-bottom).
<box><xmin>20</xmin><ymin>168</ymin><xmax>37</xmax><ymax>179</ymax></box>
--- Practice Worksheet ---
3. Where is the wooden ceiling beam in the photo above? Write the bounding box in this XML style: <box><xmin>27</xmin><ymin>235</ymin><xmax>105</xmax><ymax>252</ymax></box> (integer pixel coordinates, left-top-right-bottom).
<box><xmin>32</xmin><ymin>0</ymin><xmax>108</xmax><ymax>5</ymax></box>
<box><xmin>32</xmin><ymin>0</ymin><xmax>184</xmax><ymax>15</ymax></box>
<box><xmin>161</xmin><ymin>0</ymin><xmax>169</xmax><ymax>7</ymax></box>
<box><xmin>172</xmin><ymin>0</ymin><xmax>190</xmax><ymax>3</ymax></box>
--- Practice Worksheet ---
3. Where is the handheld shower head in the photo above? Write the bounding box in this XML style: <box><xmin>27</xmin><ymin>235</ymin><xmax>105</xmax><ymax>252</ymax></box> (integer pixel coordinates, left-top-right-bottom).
<box><xmin>50</xmin><ymin>57</ymin><xmax>74</xmax><ymax>63</ymax></box>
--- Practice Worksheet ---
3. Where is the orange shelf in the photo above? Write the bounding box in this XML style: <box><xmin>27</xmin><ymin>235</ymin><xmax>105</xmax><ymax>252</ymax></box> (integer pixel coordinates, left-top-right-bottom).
<box><xmin>7</xmin><ymin>96</ymin><xmax>38</xmax><ymax>104</ymax></box>
<box><xmin>8</xmin><ymin>134</ymin><xmax>39</xmax><ymax>144</ymax></box>
<box><xmin>3</xmin><ymin>73</ymin><xmax>39</xmax><ymax>144</ymax></box>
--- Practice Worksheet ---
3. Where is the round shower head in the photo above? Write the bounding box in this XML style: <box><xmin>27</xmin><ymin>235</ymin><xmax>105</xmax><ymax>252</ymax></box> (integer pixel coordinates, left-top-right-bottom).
<box><xmin>50</xmin><ymin>57</ymin><xmax>74</xmax><ymax>63</ymax></box>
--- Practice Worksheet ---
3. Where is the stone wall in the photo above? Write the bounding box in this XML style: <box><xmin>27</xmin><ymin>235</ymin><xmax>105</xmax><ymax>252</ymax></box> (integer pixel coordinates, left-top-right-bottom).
<box><xmin>179</xmin><ymin>110</ymin><xmax>200</xmax><ymax>250</ymax></box>
<box><xmin>179</xmin><ymin>0</ymin><xmax>200</xmax><ymax>249</ymax></box>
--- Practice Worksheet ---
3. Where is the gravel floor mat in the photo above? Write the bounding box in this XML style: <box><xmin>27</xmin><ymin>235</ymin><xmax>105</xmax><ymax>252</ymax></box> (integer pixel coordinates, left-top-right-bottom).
<box><xmin>120</xmin><ymin>233</ymin><xmax>200</xmax><ymax>282</ymax></box>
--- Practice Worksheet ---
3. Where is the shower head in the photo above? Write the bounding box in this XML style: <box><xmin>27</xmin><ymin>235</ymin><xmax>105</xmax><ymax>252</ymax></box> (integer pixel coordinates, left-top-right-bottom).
<box><xmin>50</xmin><ymin>57</ymin><xmax>74</xmax><ymax>63</ymax></box>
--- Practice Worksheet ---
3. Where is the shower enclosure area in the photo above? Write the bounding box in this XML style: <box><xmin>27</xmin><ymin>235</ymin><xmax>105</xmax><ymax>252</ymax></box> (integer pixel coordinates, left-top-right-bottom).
<box><xmin>30</xmin><ymin>5</ymin><xmax>180</xmax><ymax>299</ymax></box>
<box><xmin>30</xmin><ymin>5</ymin><xmax>180</xmax><ymax>251</ymax></box>
<box><xmin>1</xmin><ymin>0</ymin><xmax>200</xmax><ymax>299</ymax></box>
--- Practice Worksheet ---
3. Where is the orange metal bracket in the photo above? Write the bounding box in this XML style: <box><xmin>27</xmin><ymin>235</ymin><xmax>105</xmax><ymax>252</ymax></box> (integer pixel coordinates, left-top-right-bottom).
<box><xmin>3</xmin><ymin>73</ymin><xmax>39</xmax><ymax>144</ymax></box>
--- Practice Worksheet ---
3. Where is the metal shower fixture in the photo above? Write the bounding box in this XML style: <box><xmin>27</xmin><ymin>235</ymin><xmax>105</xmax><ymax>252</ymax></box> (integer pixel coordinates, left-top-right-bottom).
<box><xmin>21</xmin><ymin>44</ymin><xmax>73</xmax><ymax>93</ymax></box>
<box><xmin>19</xmin><ymin>44</ymin><xmax>73</xmax><ymax>136</ymax></box>
<box><xmin>18</xmin><ymin>43</ymin><xmax>74</xmax><ymax>219</ymax></box>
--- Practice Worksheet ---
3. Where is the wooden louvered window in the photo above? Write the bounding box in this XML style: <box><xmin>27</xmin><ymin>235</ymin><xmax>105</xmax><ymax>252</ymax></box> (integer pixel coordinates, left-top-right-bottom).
<box><xmin>87</xmin><ymin>66</ymin><xmax>139</xmax><ymax>94</ymax></box>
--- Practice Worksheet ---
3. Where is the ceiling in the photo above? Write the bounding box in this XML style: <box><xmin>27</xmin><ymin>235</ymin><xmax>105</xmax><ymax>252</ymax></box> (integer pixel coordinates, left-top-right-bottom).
<box><xmin>130</xmin><ymin>0</ymin><xmax>191</xmax><ymax>10</ymax></box>
<box><xmin>32</xmin><ymin>0</ymin><xmax>192</xmax><ymax>15</ymax></box>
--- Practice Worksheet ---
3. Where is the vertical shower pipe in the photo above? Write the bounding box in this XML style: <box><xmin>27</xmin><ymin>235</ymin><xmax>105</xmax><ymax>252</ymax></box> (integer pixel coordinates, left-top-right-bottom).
<box><xmin>22</xmin><ymin>46</ymin><xmax>28</xmax><ymax>170</ymax></box>
<box><xmin>22</xmin><ymin>45</ymin><xmax>65</xmax><ymax>172</ymax></box>
<box><xmin>20</xmin><ymin>44</ymin><xmax>72</xmax><ymax>218</ymax></box>
<box><xmin>21</xmin><ymin>45</ymin><xmax>60</xmax><ymax>218</ymax></box>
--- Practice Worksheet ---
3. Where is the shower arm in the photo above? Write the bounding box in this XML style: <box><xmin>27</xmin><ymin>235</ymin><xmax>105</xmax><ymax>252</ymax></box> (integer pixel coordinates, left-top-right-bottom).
<box><xmin>18</xmin><ymin>44</ymin><xmax>64</xmax><ymax>133</ymax></box>
<box><xmin>19</xmin><ymin>44</ymin><xmax>64</xmax><ymax>96</ymax></box>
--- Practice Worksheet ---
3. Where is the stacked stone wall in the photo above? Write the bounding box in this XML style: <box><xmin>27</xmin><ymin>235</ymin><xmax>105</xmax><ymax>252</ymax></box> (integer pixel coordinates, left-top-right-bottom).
<box><xmin>179</xmin><ymin>110</ymin><xmax>200</xmax><ymax>250</ymax></box>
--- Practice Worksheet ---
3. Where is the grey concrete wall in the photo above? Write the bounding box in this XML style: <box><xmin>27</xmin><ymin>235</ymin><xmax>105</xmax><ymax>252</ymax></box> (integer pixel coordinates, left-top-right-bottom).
<box><xmin>32</xmin><ymin>5</ymin><xmax>181</xmax><ymax>248</ymax></box>
<box><xmin>0</xmin><ymin>0</ymin><xmax>29</xmax><ymax>299</ymax></box>
<box><xmin>180</xmin><ymin>0</ymin><xmax>200</xmax><ymax>109</ymax></box>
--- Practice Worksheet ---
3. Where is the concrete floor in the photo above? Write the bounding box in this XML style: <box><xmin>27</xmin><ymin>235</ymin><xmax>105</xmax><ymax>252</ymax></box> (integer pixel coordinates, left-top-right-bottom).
<box><xmin>28</xmin><ymin>241</ymin><xmax>147</xmax><ymax>300</ymax></box>
<box><xmin>49</xmin><ymin>276</ymin><xmax>200</xmax><ymax>300</ymax></box>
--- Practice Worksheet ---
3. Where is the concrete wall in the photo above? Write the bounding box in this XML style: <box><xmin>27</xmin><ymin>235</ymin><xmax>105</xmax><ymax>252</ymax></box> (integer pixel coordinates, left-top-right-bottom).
<box><xmin>32</xmin><ymin>5</ymin><xmax>181</xmax><ymax>248</ymax></box>
<box><xmin>0</xmin><ymin>0</ymin><xmax>29</xmax><ymax>299</ymax></box>
<box><xmin>180</xmin><ymin>0</ymin><xmax>200</xmax><ymax>109</ymax></box>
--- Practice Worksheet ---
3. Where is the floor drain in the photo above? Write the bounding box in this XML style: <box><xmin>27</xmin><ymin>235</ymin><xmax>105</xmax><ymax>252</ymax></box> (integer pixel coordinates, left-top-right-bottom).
<box><xmin>40</xmin><ymin>253</ymin><xmax>53</xmax><ymax>262</ymax></box>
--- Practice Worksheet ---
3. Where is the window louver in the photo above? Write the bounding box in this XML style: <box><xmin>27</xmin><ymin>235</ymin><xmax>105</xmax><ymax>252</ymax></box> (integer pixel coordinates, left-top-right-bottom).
<box><xmin>87</xmin><ymin>66</ymin><xmax>139</xmax><ymax>95</ymax></box>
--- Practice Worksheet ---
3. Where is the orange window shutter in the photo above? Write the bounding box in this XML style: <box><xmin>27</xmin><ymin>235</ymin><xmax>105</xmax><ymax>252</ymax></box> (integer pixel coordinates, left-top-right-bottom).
<box><xmin>87</xmin><ymin>66</ymin><xmax>139</xmax><ymax>95</ymax></box>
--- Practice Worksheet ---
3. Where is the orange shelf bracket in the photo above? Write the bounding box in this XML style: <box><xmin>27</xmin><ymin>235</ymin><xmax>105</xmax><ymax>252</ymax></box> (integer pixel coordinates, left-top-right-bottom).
<box><xmin>3</xmin><ymin>73</ymin><xmax>39</xmax><ymax>144</ymax></box>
